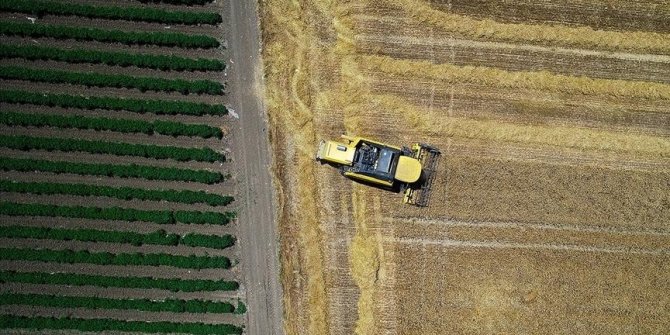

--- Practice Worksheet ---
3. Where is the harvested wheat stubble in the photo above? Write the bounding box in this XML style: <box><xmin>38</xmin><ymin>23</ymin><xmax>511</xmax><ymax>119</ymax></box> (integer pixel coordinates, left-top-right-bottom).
<box><xmin>438</xmin><ymin>155</ymin><xmax>670</xmax><ymax>230</ymax></box>
<box><xmin>431</xmin><ymin>0</ymin><xmax>670</xmax><ymax>34</ymax></box>
<box><xmin>344</xmin><ymin>93</ymin><xmax>670</xmax><ymax>158</ymax></box>
<box><xmin>392</xmin><ymin>242</ymin><xmax>670</xmax><ymax>334</ymax></box>
<box><xmin>384</xmin><ymin>0</ymin><xmax>670</xmax><ymax>54</ymax></box>
<box><xmin>263</xmin><ymin>0</ymin><xmax>670</xmax><ymax>334</ymax></box>
<box><xmin>353</xmin><ymin>32</ymin><xmax>670</xmax><ymax>85</ymax></box>
<box><xmin>361</xmin><ymin>55</ymin><xmax>670</xmax><ymax>101</ymax></box>
<box><xmin>389</xmin><ymin>217</ymin><xmax>670</xmax><ymax>253</ymax></box>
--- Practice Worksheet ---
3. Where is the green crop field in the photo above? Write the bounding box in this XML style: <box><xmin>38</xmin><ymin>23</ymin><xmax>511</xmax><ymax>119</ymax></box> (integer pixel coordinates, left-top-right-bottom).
<box><xmin>0</xmin><ymin>0</ymin><xmax>244</xmax><ymax>333</ymax></box>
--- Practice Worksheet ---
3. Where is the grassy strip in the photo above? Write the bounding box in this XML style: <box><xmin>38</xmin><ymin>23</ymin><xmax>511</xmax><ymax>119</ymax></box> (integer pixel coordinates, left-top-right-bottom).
<box><xmin>0</xmin><ymin>0</ymin><xmax>222</xmax><ymax>25</ymax></box>
<box><xmin>0</xmin><ymin>315</ymin><xmax>243</xmax><ymax>334</ymax></box>
<box><xmin>0</xmin><ymin>66</ymin><xmax>224</xmax><ymax>95</ymax></box>
<box><xmin>0</xmin><ymin>226</ymin><xmax>236</xmax><ymax>249</ymax></box>
<box><xmin>0</xmin><ymin>157</ymin><xmax>225</xmax><ymax>184</ymax></box>
<box><xmin>0</xmin><ymin>293</ymin><xmax>236</xmax><ymax>313</ymax></box>
<box><xmin>0</xmin><ymin>89</ymin><xmax>228</xmax><ymax>116</ymax></box>
<box><xmin>0</xmin><ymin>21</ymin><xmax>219</xmax><ymax>49</ymax></box>
<box><xmin>0</xmin><ymin>202</ymin><xmax>236</xmax><ymax>225</ymax></box>
<box><xmin>0</xmin><ymin>270</ymin><xmax>239</xmax><ymax>292</ymax></box>
<box><xmin>0</xmin><ymin>111</ymin><xmax>223</xmax><ymax>139</ymax></box>
<box><xmin>0</xmin><ymin>247</ymin><xmax>232</xmax><ymax>269</ymax></box>
<box><xmin>0</xmin><ymin>180</ymin><xmax>233</xmax><ymax>206</ymax></box>
<box><xmin>0</xmin><ymin>44</ymin><xmax>225</xmax><ymax>71</ymax></box>
<box><xmin>0</xmin><ymin>135</ymin><xmax>226</xmax><ymax>163</ymax></box>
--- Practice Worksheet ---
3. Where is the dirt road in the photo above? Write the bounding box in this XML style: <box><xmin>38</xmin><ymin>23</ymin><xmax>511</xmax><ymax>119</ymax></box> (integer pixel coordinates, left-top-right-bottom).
<box><xmin>223</xmin><ymin>1</ymin><xmax>284</xmax><ymax>334</ymax></box>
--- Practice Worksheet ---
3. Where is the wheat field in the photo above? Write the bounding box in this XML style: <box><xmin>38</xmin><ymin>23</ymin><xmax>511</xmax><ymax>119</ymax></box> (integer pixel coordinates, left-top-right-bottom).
<box><xmin>259</xmin><ymin>0</ymin><xmax>670</xmax><ymax>334</ymax></box>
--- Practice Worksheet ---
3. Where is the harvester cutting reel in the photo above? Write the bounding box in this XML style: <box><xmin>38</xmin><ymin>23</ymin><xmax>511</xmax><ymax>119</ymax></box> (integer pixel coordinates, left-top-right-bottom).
<box><xmin>402</xmin><ymin>143</ymin><xmax>441</xmax><ymax>207</ymax></box>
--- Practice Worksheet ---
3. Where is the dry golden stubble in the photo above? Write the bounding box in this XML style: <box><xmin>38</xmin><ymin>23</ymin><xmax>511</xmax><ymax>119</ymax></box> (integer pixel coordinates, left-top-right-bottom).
<box><xmin>361</xmin><ymin>55</ymin><xmax>670</xmax><ymax>101</ymax></box>
<box><xmin>343</xmin><ymin>90</ymin><xmax>670</xmax><ymax>158</ymax></box>
<box><xmin>348</xmin><ymin>186</ymin><xmax>382</xmax><ymax>335</ymax></box>
<box><xmin>262</xmin><ymin>7</ymin><xmax>329</xmax><ymax>335</ymax></box>
<box><xmin>383</xmin><ymin>0</ymin><xmax>670</xmax><ymax>55</ymax></box>
<box><xmin>391</xmin><ymin>242</ymin><xmax>670</xmax><ymax>334</ymax></box>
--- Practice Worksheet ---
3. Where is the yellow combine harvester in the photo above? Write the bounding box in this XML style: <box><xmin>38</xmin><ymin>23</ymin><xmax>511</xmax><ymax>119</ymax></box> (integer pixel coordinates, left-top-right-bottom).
<box><xmin>316</xmin><ymin>135</ymin><xmax>440</xmax><ymax>206</ymax></box>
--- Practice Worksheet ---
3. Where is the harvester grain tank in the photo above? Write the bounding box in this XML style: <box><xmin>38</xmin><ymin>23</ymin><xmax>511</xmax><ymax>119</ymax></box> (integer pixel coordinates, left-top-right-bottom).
<box><xmin>315</xmin><ymin>135</ymin><xmax>440</xmax><ymax>206</ymax></box>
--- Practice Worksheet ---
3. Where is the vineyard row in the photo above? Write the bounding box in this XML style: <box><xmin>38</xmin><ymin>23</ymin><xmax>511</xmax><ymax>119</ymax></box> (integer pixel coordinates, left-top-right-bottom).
<box><xmin>0</xmin><ymin>157</ymin><xmax>226</xmax><ymax>184</ymax></box>
<box><xmin>0</xmin><ymin>202</ymin><xmax>236</xmax><ymax>225</ymax></box>
<box><xmin>0</xmin><ymin>44</ymin><xmax>225</xmax><ymax>72</ymax></box>
<box><xmin>0</xmin><ymin>111</ymin><xmax>224</xmax><ymax>139</ymax></box>
<box><xmin>0</xmin><ymin>270</ymin><xmax>239</xmax><ymax>292</ymax></box>
<box><xmin>0</xmin><ymin>247</ymin><xmax>232</xmax><ymax>269</ymax></box>
<box><xmin>0</xmin><ymin>65</ymin><xmax>224</xmax><ymax>95</ymax></box>
<box><xmin>0</xmin><ymin>293</ymin><xmax>237</xmax><ymax>314</ymax></box>
<box><xmin>0</xmin><ymin>89</ymin><xmax>228</xmax><ymax>116</ymax></box>
<box><xmin>0</xmin><ymin>21</ymin><xmax>220</xmax><ymax>49</ymax></box>
<box><xmin>0</xmin><ymin>0</ymin><xmax>222</xmax><ymax>25</ymax></box>
<box><xmin>0</xmin><ymin>180</ymin><xmax>233</xmax><ymax>206</ymax></box>
<box><xmin>0</xmin><ymin>226</ymin><xmax>235</xmax><ymax>250</ymax></box>
<box><xmin>0</xmin><ymin>315</ymin><xmax>243</xmax><ymax>335</ymax></box>
<box><xmin>0</xmin><ymin>135</ymin><xmax>225</xmax><ymax>162</ymax></box>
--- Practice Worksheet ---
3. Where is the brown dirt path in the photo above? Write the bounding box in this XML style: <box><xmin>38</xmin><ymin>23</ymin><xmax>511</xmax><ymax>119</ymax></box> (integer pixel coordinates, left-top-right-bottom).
<box><xmin>220</xmin><ymin>0</ymin><xmax>284</xmax><ymax>334</ymax></box>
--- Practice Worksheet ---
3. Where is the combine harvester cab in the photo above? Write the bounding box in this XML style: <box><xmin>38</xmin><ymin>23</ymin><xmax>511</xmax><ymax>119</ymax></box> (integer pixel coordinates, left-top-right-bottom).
<box><xmin>316</xmin><ymin>135</ymin><xmax>441</xmax><ymax>206</ymax></box>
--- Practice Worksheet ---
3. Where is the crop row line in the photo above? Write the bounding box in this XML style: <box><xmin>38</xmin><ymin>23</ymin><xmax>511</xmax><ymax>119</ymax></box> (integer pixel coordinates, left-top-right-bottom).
<box><xmin>0</xmin><ymin>157</ymin><xmax>225</xmax><ymax>184</ymax></box>
<box><xmin>0</xmin><ymin>111</ymin><xmax>224</xmax><ymax>139</ymax></box>
<box><xmin>0</xmin><ymin>65</ymin><xmax>224</xmax><ymax>95</ymax></box>
<box><xmin>0</xmin><ymin>21</ymin><xmax>220</xmax><ymax>49</ymax></box>
<box><xmin>0</xmin><ymin>0</ymin><xmax>222</xmax><ymax>25</ymax></box>
<box><xmin>0</xmin><ymin>202</ymin><xmax>236</xmax><ymax>225</ymax></box>
<box><xmin>0</xmin><ymin>226</ymin><xmax>235</xmax><ymax>250</ymax></box>
<box><xmin>0</xmin><ymin>44</ymin><xmax>225</xmax><ymax>72</ymax></box>
<box><xmin>0</xmin><ymin>293</ymin><xmax>238</xmax><ymax>314</ymax></box>
<box><xmin>0</xmin><ymin>89</ymin><xmax>228</xmax><ymax>116</ymax></box>
<box><xmin>0</xmin><ymin>180</ymin><xmax>233</xmax><ymax>206</ymax></box>
<box><xmin>0</xmin><ymin>315</ymin><xmax>243</xmax><ymax>334</ymax></box>
<box><xmin>0</xmin><ymin>270</ymin><xmax>238</xmax><ymax>292</ymax></box>
<box><xmin>0</xmin><ymin>135</ymin><xmax>225</xmax><ymax>163</ymax></box>
<box><xmin>0</xmin><ymin>247</ymin><xmax>232</xmax><ymax>269</ymax></box>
